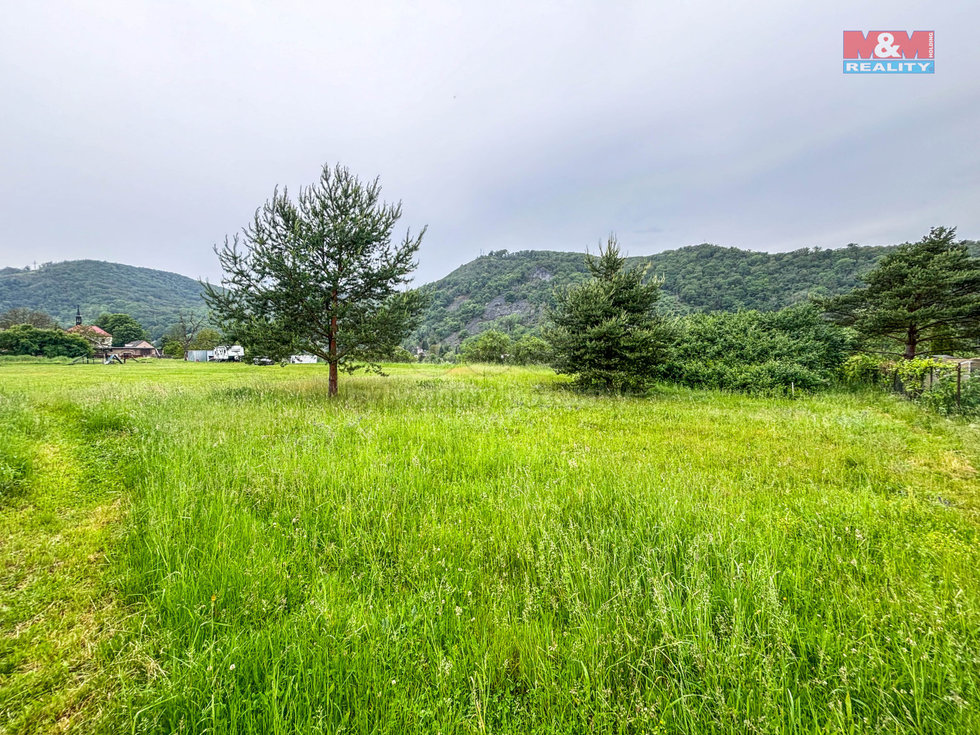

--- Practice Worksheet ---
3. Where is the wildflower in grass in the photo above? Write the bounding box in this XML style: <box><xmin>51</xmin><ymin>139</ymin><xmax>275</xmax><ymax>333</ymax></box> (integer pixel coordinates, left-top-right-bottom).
<box><xmin>229</xmin><ymin>664</ymin><xmax>236</xmax><ymax>671</ymax></box>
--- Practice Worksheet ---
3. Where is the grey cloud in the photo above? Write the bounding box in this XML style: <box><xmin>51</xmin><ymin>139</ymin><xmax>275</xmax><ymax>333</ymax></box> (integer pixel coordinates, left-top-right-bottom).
<box><xmin>0</xmin><ymin>0</ymin><xmax>976</xmax><ymax>286</ymax></box>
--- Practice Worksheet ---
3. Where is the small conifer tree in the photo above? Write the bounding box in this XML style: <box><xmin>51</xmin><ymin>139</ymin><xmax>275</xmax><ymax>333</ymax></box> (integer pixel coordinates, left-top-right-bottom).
<box><xmin>545</xmin><ymin>237</ymin><xmax>673</xmax><ymax>391</ymax></box>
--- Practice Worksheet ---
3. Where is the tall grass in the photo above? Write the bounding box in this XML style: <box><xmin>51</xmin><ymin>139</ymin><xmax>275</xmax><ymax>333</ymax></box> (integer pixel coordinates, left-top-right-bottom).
<box><xmin>2</xmin><ymin>362</ymin><xmax>979</xmax><ymax>733</ymax></box>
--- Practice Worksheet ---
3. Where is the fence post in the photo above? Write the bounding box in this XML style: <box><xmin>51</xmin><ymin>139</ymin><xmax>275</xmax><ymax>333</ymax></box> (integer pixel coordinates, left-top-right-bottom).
<box><xmin>957</xmin><ymin>364</ymin><xmax>962</xmax><ymax>410</ymax></box>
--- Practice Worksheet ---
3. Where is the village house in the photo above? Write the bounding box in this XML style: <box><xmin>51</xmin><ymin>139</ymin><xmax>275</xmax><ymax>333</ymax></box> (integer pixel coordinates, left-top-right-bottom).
<box><xmin>105</xmin><ymin>340</ymin><xmax>161</xmax><ymax>359</ymax></box>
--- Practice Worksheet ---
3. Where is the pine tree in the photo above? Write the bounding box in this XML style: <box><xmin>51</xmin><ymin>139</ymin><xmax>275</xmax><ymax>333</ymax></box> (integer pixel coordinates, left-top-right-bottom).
<box><xmin>820</xmin><ymin>226</ymin><xmax>980</xmax><ymax>359</ymax></box>
<box><xmin>203</xmin><ymin>164</ymin><xmax>427</xmax><ymax>395</ymax></box>
<box><xmin>545</xmin><ymin>237</ymin><xmax>673</xmax><ymax>391</ymax></box>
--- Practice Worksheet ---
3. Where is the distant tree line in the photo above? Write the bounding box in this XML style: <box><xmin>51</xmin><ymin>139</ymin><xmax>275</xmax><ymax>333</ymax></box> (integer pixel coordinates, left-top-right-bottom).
<box><xmin>0</xmin><ymin>306</ymin><xmax>227</xmax><ymax>360</ymax></box>
<box><xmin>0</xmin><ymin>307</ymin><xmax>60</xmax><ymax>330</ymax></box>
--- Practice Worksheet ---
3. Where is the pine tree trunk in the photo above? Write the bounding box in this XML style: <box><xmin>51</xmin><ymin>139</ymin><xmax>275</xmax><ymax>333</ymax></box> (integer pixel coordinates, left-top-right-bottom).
<box><xmin>328</xmin><ymin>356</ymin><xmax>338</xmax><ymax>396</ymax></box>
<box><xmin>903</xmin><ymin>325</ymin><xmax>917</xmax><ymax>361</ymax></box>
<box><xmin>328</xmin><ymin>293</ymin><xmax>339</xmax><ymax>396</ymax></box>
<box><xmin>328</xmin><ymin>321</ymin><xmax>338</xmax><ymax>396</ymax></box>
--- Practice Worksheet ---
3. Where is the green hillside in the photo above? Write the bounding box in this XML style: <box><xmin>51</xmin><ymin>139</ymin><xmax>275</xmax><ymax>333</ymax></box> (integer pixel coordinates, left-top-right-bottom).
<box><xmin>414</xmin><ymin>243</ymin><xmax>900</xmax><ymax>347</ymax></box>
<box><xmin>0</xmin><ymin>260</ymin><xmax>207</xmax><ymax>340</ymax></box>
<box><xmin>4</xmin><ymin>240</ymin><xmax>977</xmax><ymax>348</ymax></box>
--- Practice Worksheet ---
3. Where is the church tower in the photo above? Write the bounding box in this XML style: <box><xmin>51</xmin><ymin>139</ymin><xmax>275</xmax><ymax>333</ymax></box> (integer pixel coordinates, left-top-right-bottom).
<box><xmin>75</xmin><ymin>306</ymin><xmax>82</xmax><ymax>326</ymax></box>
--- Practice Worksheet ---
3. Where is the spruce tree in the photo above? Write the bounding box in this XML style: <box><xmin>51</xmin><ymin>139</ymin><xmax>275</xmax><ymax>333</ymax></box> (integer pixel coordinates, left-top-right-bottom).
<box><xmin>545</xmin><ymin>237</ymin><xmax>673</xmax><ymax>391</ymax></box>
<box><xmin>820</xmin><ymin>226</ymin><xmax>980</xmax><ymax>359</ymax></box>
<box><xmin>203</xmin><ymin>164</ymin><xmax>427</xmax><ymax>395</ymax></box>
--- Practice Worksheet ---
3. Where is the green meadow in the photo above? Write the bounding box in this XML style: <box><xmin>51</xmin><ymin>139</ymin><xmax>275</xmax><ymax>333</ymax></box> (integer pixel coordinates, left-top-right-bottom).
<box><xmin>1</xmin><ymin>361</ymin><xmax>978</xmax><ymax>734</ymax></box>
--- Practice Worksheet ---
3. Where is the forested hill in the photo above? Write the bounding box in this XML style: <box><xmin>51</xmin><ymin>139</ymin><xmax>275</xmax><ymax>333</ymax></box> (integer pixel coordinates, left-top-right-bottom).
<box><xmin>4</xmin><ymin>240</ymin><xmax>977</xmax><ymax>348</ymax></box>
<box><xmin>413</xmin><ymin>242</ymin><xmax>921</xmax><ymax>347</ymax></box>
<box><xmin>0</xmin><ymin>260</ymin><xmax>206</xmax><ymax>340</ymax></box>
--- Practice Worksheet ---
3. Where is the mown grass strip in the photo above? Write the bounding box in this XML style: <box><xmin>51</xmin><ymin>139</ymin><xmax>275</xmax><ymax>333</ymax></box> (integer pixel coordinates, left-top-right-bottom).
<box><xmin>0</xmin><ymin>391</ymin><xmax>134</xmax><ymax>733</ymax></box>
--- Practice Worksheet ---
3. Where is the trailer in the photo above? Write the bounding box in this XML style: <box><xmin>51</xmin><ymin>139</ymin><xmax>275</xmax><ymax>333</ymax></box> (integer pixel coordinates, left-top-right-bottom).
<box><xmin>211</xmin><ymin>345</ymin><xmax>245</xmax><ymax>362</ymax></box>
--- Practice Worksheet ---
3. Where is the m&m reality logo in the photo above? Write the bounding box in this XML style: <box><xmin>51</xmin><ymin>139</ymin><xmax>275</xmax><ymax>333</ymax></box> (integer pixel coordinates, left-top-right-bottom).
<box><xmin>843</xmin><ymin>31</ymin><xmax>934</xmax><ymax>74</ymax></box>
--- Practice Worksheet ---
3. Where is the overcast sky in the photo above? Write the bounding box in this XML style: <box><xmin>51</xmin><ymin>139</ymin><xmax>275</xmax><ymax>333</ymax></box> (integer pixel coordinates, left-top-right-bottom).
<box><xmin>1</xmin><ymin>1</ymin><xmax>977</xmax><ymax>286</ymax></box>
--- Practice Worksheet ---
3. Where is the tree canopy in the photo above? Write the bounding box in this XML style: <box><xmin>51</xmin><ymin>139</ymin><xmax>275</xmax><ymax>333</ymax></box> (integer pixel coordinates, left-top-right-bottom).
<box><xmin>190</xmin><ymin>328</ymin><xmax>222</xmax><ymax>350</ymax></box>
<box><xmin>545</xmin><ymin>238</ymin><xmax>674</xmax><ymax>391</ymax></box>
<box><xmin>0</xmin><ymin>307</ymin><xmax>59</xmax><ymax>330</ymax></box>
<box><xmin>162</xmin><ymin>310</ymin><xmax>208</xmax><ymax>354</ymax></box>
<box><xmin>95</xmin><ymin>313</ymin><xmax>147</xmax><ymax>346</ymax></box>
<box><xmin>204</xmin><ymin>163</ymin><xmax>427</xmax><ymax>395</ymax></box>
<box><xmin>459</xmin><ymin>330</ymin><xmax>512</xmax><ymax>364</ymax></box>
<box><xmin>819</xmin><ymin>226</ymin><xmax>980</xmax><ymax>359</ymax></box>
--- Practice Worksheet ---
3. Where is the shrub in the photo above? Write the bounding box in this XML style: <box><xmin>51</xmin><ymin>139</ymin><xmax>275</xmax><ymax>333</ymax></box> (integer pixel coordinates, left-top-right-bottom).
<box><xmin>388</xmin><ymin>346</ymin><xmax>416</xmax><ymax>363</ymax></box>
<box><xmin>162</xmin><ymin>340</ymin><xmax>185</xmax><ymax>359</ymax></box>
<box><xmin>512</xmin><ymin>335</ymin><xmax>552</xmax><ymax>365</ymax></box>
<box><xmin>659</xmin><ymin>304</ymin><xmax>853</xmax><ymax>394</ymax></box>
<box><xmin>920</xmin><ymin>370</ymin><xmax>980</xmax><ymax>415</ymax></box>
<box><xmin>460</xmin><ymin>330</ymin><xmax>512</xmax><ymax>364</ymax></box>
<box><xmin>892</xmin><ymin>357</ymin><xmax>956</xmax><ymax>398</ymax></box>
<box><xmin>841</xmin><ymin>354</ymin><xmax>889</xmax><ymax>388</ymax></box>
<box><xmin>0</xmin><ymin>325</ymin><xmax>93</xmax><ymax>358</ymax></box>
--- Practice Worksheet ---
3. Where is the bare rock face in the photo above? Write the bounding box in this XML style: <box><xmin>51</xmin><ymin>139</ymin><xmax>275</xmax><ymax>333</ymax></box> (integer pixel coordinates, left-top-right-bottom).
<box><xmin>446</xmin><ymin>295</ymin><xmax>467</xmax><ymax>312</ymax></box>
<box><xmin>531</xmin><ymin>267</ymin><xmax>553</xmax><ymax>281</ymax></box>
<box><xmin>484</xmin><ymin>296</ymin><xmax>535</xmax><ymax>321</ymax></box>
<box><xmin>465</xmin><ymin>296</ymin><xmax>536</xmax><ymax>333</ymax></box>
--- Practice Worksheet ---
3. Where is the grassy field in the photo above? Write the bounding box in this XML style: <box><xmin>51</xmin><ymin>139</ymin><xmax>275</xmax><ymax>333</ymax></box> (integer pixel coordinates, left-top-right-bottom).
<box><xmin>1</xmin><ymin>361</ymin><xmax>978</xmax><ymax>734</ymax></box>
